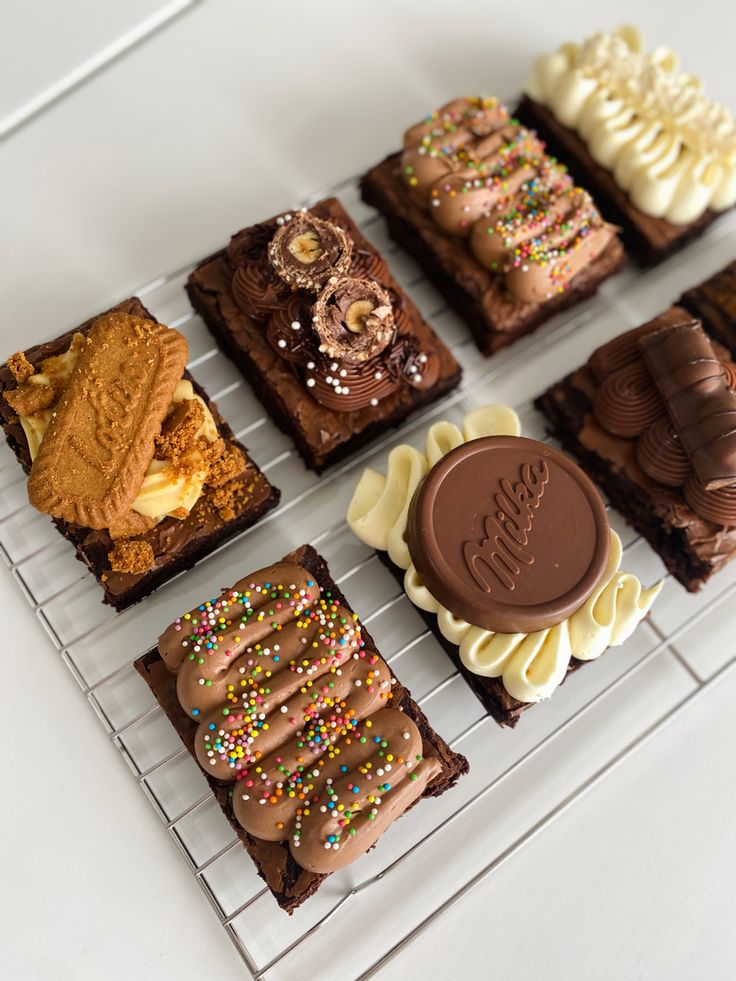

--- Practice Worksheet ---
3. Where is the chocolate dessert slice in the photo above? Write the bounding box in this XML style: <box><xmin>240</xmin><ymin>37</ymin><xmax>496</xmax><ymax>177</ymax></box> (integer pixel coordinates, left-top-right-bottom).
<box><xmin>135</xmin><ymin>544</ymin><xmax>468</xmax><ymax>912</ymax></box>
<box><xmin>0</xmin><ymin>297</ymin><xmax>279</xmax><ymax>609</ymax></box>
<box><xmin>536</xmin><ymin>308</ymin><xmax>736</xmax><ymax>590</ymax></box>
<box><xmin>186</xmin><ymin>198</ymin><xmax>462</xmax><ymax>472</ymax></box>
<box><xmin>361</xmin><ymin>96</ymin><xmax>625</xmax><ymax>356</ymax></box>
<box><xmin>680</xmin><ymin>260</ymin><xmax>736</xmax><ymax>358</ymax></box>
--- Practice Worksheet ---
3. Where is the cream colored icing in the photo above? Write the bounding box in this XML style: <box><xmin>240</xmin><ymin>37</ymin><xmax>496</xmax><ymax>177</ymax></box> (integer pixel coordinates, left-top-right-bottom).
<box><xmin>347</xmin><ymin>405</ymin><xmax>662</xmax><ymax>703</ymax></box>
<box><xmin>525</xmin><ymin>26</ymin><xmax>736</xmax><ymax>223</ymax></box>
<box><xmin>21</xmin><ymin>365</ymin><xmax>219</xmax><ymax>523</ymax></box>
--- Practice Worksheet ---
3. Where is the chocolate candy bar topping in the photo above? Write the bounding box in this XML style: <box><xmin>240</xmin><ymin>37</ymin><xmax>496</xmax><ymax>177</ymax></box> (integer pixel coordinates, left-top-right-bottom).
<box><xmin>405</xmin><ymin>436</ymin><xmax>610</xmax><ymax>633</ymax></box>
<box><xmin>589</xmin><ymin>312</ymin><xmax>736</xmax><ymax>525</ymax></box>
<box><xmin>158</xmin><ymin>563</ymin><xmax>442</xmax><ymax>874</ymax></box>
<box><xmin>401</xmin><ymin>96</ymin><xmax>616</xmax><ymax>302</ymax></box>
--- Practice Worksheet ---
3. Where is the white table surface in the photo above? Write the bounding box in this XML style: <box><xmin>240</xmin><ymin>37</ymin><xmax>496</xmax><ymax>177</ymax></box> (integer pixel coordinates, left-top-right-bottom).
<box><xmin>2</xmin><ymin>3</ymin><xmax>736</xmax><ymax>979</ymax></box>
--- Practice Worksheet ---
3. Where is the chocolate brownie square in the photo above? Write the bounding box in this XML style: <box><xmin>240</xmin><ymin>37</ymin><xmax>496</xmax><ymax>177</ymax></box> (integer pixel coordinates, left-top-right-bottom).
<box><xmin>186</xmin><ymin>197</ymin><xmax>462</xmax><ymax>473</ymax></box>
<box><xmin>0</xmin><ymin>297</ymin><xmax>280</xmax><ymax>609</ymax></box>
<box><xmin>135</xmin><ymin>544</ymin><xmax>468</xmax><ymax>912</ymax></box>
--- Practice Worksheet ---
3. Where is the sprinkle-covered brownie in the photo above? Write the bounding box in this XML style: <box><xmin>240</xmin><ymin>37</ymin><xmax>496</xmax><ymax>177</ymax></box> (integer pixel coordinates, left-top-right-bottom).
<box><xmin>186</xmin><ymin>197</ymin><xmax>462</xmax><ymax>472</ymax></box>
<box><xmin>537</xmin><ymin>308</ymin><xmax>736</xmax><ymax>590</ymax></box>
<box><xmin>361</xmin><ymin>96</ymin><xmax>625</xmax><ymax>356</ymax></box>
<box><xmin>0</xmin><ymin>297</ymin><xmax>279</xmax><ymax>609</ymax></box>
<box><xmin>348</xmin><ymin>406</ymin><xmax>660</xmax><ymax>726</ymax></box>
<box><xmin>135</xmin><ymin>544</ymin><xmax>468</xmax><ymax>912</ymax></box>
<box><xmin>518</xmin><ymin>26</ymin><xmax>736</xmax><ymax>264</ymax></box>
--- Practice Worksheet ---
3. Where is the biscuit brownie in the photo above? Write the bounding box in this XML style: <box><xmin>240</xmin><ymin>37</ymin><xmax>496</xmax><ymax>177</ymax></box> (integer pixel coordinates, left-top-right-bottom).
<box><xmin>536</xmin><ymin>308</ymin><xmax>736</xmax><ymax>591</ymax></box>
<box><xmin>519</xmin><ymin>27</ymin><xmax>735</xmax><ymax>265</ymax></box>
<box><xmin>347</xmin><ymin>406</ymin><xmax>660</xmax><ymax>726</ymax></box>
<box><xmin>135</xmin><ymin>544</ymin><xmax>468</xmax><ymax>912</ymax></box>
<box><xmin>186</xmin><ymin>197</ymin><xmax>462</xmax><ymax>472</ymax></box>
<box><xmin>360</xmin><ymin>96</ymin><xmax>625</xmax><ymax>357</ymax></box>
<box><xmin>680</xmin><ymin>260</ymin><xmax>736</xmax><ymax>358</ymax></box>
<box><xmin>0</xmin><ymin>297</ymin><xmax>280</xmax><ymax>609</ymax></box>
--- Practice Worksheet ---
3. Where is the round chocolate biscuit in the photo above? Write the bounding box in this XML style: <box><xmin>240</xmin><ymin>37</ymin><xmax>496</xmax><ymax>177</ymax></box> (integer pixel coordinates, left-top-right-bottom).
<box><xmin>406</xmin><ymin>436</ymin><xmax>610</xmax><ymax>633</ymax></box>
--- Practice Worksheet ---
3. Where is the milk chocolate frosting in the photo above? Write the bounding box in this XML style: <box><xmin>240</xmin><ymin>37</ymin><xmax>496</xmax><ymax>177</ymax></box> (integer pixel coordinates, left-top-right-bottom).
<box><xmin>228</xmin><ymin>210</ymin><xmax>438</xmax><ymax>413</ymax></box>
<box><xmin>400</xmin><ymin>96</ymin><xmax>616</xmax><ymax>303</ymax></box>
<box><xmin>588</xmin><ymin>311</ymin><xmax>736</xmax><ymax>525</ymax></box>
<box><xmin>158</xmin><ymin>562</ymin><xmax>442</xmax><ymax>874</ymax></box>
<box><xmin>405</xmin><ymin>436</ymin><xmax>610</xmax><ymax>633</ymax></box>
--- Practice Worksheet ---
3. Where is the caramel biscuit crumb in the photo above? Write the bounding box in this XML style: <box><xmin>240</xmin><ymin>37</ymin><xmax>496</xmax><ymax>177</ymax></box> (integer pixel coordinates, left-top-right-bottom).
<box><xmin>108</xmin><ymin>539</ymin><xmax>154</xmax><ymax>574</ymax></box>
<box><xmin>198</xmin><ymin>436</ymin><xmax>225</xmax><ymax>467</ymax></box>
<box><xmin>155</xmin><ymin>399</ymin><xmax>205</xmax><ymax>458</ymax></box>
<box><xmin>4</xmin><ymin>381</ymin><xmax>55</xmax><ymax>416</ymax></box>
<box><xmin>7</xmin><ymin>352</ymin><xmax>34</xmax><ymax>384</ymax></box>
<box><xmin>210</xmin><ymin>475</ymin><xmax>253</xmax><ymax>521</ymax></box>
<box><xmin>206</xmin><ymin>445</ymin><xmax>245</xmax><ymax>488</ymax></box>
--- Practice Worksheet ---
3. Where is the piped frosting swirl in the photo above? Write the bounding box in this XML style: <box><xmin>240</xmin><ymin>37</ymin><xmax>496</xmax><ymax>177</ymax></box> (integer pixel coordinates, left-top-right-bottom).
<box><xmin>525</xmin><ymin>26</ymin><xmax>736</xmax><ymax>224</ymax></box>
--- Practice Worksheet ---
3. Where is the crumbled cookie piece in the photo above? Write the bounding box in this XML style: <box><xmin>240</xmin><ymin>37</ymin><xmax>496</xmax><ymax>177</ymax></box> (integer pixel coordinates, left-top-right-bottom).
<box><xmin>7</xmin><ymin>352</ymin><xmax>35</xmax><ymax>384</ymax></box>
<box><xmin>206</xmin><ymin>444</ymin><xmax>245</xmax><ymax>488</ymax></box>
<box><xmin>209</xmin><ymin>475</ymin><xmax>255</xmax><ymax>521</ymax></box>
<box><xmin>155</xmin><ymin>399</ymin><xmax>205</xmax><ymax>458</ymax></box>
<box><xmin>198</xmin><ymin>435</ymin><xmax>225</xmax><ymax>467</ymax></box>
<box><xmin>108</xmin><ymin>539</ymin><xmax>154</xmax><ymax>574</ymax></box>
<box><xmin>4</xmin><ymin>381</ymin><xmax>55</xmax><ymax>416</ymax></box>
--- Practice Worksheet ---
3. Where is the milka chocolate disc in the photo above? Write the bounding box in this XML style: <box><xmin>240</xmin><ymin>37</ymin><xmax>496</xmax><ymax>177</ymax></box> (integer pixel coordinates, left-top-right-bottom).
<box><xmin>406</xmin><ymin>436</ymin><xmax>610</xmax><ymax>633</ymax></box>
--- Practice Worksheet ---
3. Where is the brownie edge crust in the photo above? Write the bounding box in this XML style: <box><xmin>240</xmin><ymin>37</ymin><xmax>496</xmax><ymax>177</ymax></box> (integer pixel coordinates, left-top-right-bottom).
<box><xmin>135</xmin><ymin>544</ymin><xmax>469</xmax><ymax>913</ymax></box>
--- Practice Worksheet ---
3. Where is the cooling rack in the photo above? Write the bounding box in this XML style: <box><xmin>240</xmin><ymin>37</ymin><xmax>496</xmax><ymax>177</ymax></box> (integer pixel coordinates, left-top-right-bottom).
<box><xmin>2</xmin><ymin>177</ymin><xmax>736</xmax><ymax>980</ymax></box>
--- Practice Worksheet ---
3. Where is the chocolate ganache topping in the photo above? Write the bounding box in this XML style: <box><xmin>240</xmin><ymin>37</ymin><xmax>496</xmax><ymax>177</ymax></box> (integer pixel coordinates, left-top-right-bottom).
<box><xmin>400</xmin><ymin>96</ymin><xmax>616</xmax><ymax>303</ymax></box>
<box><xmin>589</xmin><ymin>312</ymin><xmax>736</xmax><ymax>526</ymax></box>
<box><xmin>158</xmin><ymin>562</ymin><xmax>442</xmax><ymax>874</ymax></box>
<box><xmin>229</xmin><ymin>209</ymin><xmax>439</xmax><ymax>413</ymax></box>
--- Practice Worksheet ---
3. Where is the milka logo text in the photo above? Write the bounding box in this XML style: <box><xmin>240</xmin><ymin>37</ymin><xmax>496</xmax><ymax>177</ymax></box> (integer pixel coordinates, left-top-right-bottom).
<box><xmin>463</xmin><ymin>459</ymin><xmax>549</xmax><ymax>592</ymax></box>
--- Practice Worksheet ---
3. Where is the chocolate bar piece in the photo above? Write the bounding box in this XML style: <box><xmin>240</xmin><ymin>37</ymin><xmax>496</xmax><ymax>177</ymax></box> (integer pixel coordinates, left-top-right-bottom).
<box><xmin>0</xmin><ymin>297</ymin><xmax>280</xmax><ymax>609</ymax></box>
<box><xmin>536</xmin><ymin>308</ymin><xmax>736</xmax><ymax>590</ymax></box>
<box><xmin>186</xmin><ymin>197</ymin><xmax>462</xmax><ymax>472</ymax></box>
<box><xmin>360</xmin><ymin>97</ymin><xmax>625</xmax><ymax>357</ymax></box>
<box><xmin>347</xmin><ymin>406</ymin><xmax>660</xmax><ymax>726</ymax></box>
<box><xmin>135</xmin><ymin>544</ymin><xmax>468</xmax><ymax>912</ymax></box>
<box><xmin>680</xmin><ymin>260</ymin><xmax>736</xmax><ymax>358</ymax></box>
<box><xmin>518</xmin><ymin>29</ymin><xmax>735</xmax><ymax>265</ymax></box>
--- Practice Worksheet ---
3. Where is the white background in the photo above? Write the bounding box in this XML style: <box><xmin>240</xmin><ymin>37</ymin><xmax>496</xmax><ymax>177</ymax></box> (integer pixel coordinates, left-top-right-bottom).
<box><xmin>2</xmin><ymin>2</ymin><xmax>736</xmax><ymax>979</ymax></box>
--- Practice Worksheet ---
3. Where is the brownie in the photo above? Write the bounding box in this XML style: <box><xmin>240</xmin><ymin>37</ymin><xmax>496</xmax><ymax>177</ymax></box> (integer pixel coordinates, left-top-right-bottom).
<box><xmin>377</xmin><ymin>552</ymin><xmax>586</xmax><ymax>728</ymax></box>
<box><xmin>680</xmin><ymin>260</ymin><xmax>736</xmax><ymax>357</ymax></box>
<box><xmin>516</xmin><ymin>96</ymin><xmax>722</xmax><ymax>266</ymax></box>
<box><xmin>536</xmin><ymin>309</ymin><xmax>736</xmax><ymax>591</ymax></box>
<box><xmin>360</xmin><ymin>152</ymin><xmax>625</xmax><ymax>357</ymax></box>
<box><xmin>186</xmin><ymin>197</ymin><xmax>462</xmax><ymax>472</ymax></box>
<box><xmin>0</xmin><ymin>297</ymin><xmax>280</xmax><ymax>609</ymax></box>
<box><xmin>134</xmin><ymin>544</ymin><xmax>468</xmax><ymax>912</ymax></box>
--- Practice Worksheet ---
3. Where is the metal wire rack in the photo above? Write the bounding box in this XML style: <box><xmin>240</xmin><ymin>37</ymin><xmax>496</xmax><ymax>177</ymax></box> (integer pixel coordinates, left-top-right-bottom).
<box><xmin>2</xmin><ymin>177</ymin><xmax>736</xmax><ymax>980</ymax></box>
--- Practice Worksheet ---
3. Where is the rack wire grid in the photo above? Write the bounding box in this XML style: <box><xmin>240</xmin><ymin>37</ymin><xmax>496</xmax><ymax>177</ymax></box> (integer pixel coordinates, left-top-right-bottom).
<box><xmin>2</xmin><ymin>177</ymin><xmax>736</xmax><ymax>980</ymax></box>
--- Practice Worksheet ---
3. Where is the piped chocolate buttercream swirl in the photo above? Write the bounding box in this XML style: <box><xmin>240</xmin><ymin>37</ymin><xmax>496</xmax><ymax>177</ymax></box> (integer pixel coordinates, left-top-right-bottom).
<box><xmin>268</xmin><ymin>213</ymin><xmax>352</xmax><ymax>291</ymax></box>
<box><xmin>593</xmin><ymin>363</ymin><xmax>664</xmax><ymax>437</ymax></box>
<box><xmin>231</xmin><ymin>260</ymin><xmax>290</xmax><ymax>319</ymax></box>
<box><xmin>635</xmin><ymin>419</ymin><xmax>691</xmax><ymax>487</ymax></box>
<box><xmin>312</xmin><ymin>277</ymin><xmax>395</xmax><ymax>363</ymax></box>
<box><xmin>683</xmin><ymin>475</ymin><xmax>736</xmax><ymax>525</ymax></box>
